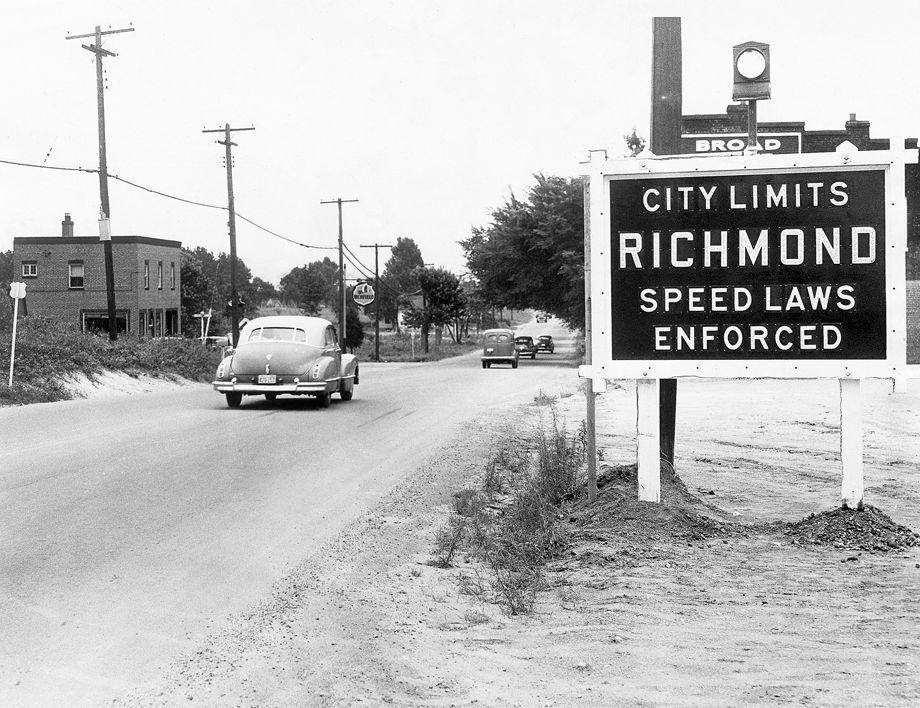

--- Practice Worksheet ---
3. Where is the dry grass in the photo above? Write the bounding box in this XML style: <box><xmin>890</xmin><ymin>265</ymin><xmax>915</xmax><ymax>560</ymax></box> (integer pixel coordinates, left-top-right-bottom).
<box><xmin>431</xmin><ymin>409</ymin><xmax>588</xmax><ymax>614</ymax></box>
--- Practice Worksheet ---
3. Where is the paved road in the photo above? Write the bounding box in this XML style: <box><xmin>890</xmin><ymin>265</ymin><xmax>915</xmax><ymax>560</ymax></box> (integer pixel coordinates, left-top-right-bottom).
<box><xmin>0</xmin><ymin>320</ymin><xmax>578</xmax><ymax>706</ymax></box>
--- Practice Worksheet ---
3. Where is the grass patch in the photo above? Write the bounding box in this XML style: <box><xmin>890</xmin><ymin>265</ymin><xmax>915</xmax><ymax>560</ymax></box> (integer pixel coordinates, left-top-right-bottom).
<box><xmin>354</xmin><ymin>331</ymin><xmax>479</xmax><ymax>362</ymax></box>
<box><xmin>431</xmin><ymin>410</ymin><xmax>588</xmax><ymax>615</ymax></box>
<box><xmin>0</xmin><ymin>315</ymin><xmax>221</xmax><ymax>405</ymax></box>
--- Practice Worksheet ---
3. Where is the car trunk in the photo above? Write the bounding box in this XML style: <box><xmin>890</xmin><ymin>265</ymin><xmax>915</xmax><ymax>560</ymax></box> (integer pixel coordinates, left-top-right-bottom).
<box><xmin>231</xmin><ymin>342</ymin><xmax>317</xmax><ymax>376</ymax></box>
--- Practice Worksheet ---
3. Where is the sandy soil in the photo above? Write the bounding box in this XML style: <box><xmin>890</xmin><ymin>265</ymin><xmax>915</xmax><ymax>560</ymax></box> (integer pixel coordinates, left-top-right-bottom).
<box><xmin>118</xmin><ymin>378</ymin><xmax>920</xmax><ymax>707</ymax></box>
<box><xmin>61</xmin><ymin>370</ymin><xmax>200</xmax><ymax>399</ymax></box>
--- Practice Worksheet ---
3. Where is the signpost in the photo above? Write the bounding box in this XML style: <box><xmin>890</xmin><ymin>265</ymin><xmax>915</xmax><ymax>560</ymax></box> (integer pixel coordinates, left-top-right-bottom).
<box><xmin>581</xmin><ymin>140</ymin><xmax>915</xmax><ymax>508</ymax></box>
<box><xmin>8</xmin><ymin>281</ymin><xmax>26</xmax><ymax>388</ymax></box>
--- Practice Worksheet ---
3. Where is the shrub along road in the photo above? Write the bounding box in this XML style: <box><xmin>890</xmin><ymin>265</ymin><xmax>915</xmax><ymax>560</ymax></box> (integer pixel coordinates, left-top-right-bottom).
<box><xmin>0</xmin><ymin>319</ymin><xmax>577</xmax><ymax>706</ymax></box>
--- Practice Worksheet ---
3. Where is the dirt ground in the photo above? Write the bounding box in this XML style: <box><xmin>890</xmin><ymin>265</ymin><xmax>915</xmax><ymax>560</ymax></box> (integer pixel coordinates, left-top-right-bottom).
<box><xmin>120</xmin><ymin>377</ymin><xmax>920</xmax><ymax>707</ymax></box>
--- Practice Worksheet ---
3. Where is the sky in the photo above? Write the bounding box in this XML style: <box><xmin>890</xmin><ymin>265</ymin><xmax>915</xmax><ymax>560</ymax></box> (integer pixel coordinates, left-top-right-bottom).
<box><xmin>3</xmin><ymin>0</ymin><xmax>920</xmax><ymax>286</ymax></box>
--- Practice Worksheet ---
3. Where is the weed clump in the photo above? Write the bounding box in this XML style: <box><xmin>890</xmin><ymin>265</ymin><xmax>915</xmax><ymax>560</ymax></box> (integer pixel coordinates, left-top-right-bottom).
<box><xmin>432</xmin><ymin>410</ymin><xmax>587</xmax><ymax>614</ymax></box>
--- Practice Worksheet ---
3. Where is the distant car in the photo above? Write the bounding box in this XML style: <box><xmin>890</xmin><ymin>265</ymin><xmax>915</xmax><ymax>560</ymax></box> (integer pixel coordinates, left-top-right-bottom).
<box><xmin>481</xmin><ymin>328</ymin><xmax>518</xmax><ymax>369</ymax></box>
<box><xmin>535</xmin><ymin>313</ymin><xmax>548</xmax><ymax>323</ymax></box>
<box><xmin>535</xmin><ymin>335</ymin><xmax>555</xmax><ymax>353</ymax></box>
<box><xmin>212</xmin><ymin>315</ymin><xmax>358</xmax><ymax>408</ymax></box>
<box><xmin>514</xmin><ymin>336</ymin><xmax>537</xmax><ymax>360</ymax></box>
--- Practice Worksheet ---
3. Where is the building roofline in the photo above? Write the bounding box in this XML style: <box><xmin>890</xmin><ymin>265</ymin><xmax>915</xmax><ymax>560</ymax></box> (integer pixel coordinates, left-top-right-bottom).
<box><xmin>13</xmin><ymin>235</ymin><xmax>182</xmax><ymax>248</ymax></box>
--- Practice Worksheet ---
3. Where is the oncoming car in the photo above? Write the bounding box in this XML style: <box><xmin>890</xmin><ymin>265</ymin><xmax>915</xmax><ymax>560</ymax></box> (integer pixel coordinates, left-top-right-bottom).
<box><xmin>481</xmin><ymin>328</ymin><xmax>518</xmax><ymax>369</ymax></box>
<box><xmin>514</xmin><ymin>336</ymin><xmax>537</xmax><ymax>359</ymax></box>
<box><xmin>212</xmin><ymin>316</ymin><xmax>359</xmax><ymax>408</ymax></box>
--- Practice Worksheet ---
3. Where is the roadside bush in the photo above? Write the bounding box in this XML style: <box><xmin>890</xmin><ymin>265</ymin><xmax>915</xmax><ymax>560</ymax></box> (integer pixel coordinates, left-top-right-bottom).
<box><xmin>431</xmin><ymin>409</ymin><xmax>587</xmax><ymax>615</ymax></box>
<box><xmin>0</xmin><ymin>315</ymin><xmax>221</xmax><ymax>405</ymax></box>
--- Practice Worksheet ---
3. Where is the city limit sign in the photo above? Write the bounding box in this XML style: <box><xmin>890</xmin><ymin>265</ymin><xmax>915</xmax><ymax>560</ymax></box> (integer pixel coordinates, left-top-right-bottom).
<box><xmin>585</xmin><ymin>144</ymin><xmax>914</xmax><ymax>380</ymax></box>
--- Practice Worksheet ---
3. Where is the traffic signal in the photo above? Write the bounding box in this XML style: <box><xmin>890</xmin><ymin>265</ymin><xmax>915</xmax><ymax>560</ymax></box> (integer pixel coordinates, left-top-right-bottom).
<box><xmin>733</xmin><ymin>41</ymin><xmax>770</xmax><ymax>101</ymax></box>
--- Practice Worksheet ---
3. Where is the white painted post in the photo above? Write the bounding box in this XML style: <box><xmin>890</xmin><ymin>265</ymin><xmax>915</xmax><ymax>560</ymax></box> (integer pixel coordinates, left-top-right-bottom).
<box><xmin>839</xmin><ymin>378</ymin><xmax>864</xmax><ymax>509</ymax></box>
<box><xmin>636</xmin><ymin>378</ymin><xmax>660</xmax><ymax>502</ymax></box>
<box><xmin>8</xmin><ymin>296</ymin><xmax>20</xmax><ymax>388</ymax></box>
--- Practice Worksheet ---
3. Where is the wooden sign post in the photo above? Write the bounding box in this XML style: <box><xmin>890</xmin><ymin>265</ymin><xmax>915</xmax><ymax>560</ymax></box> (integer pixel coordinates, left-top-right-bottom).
<box><xmin>581</xmin><ymin>141</ymin><xmax>915</xmax><ymax>508</ymax></box>
<box><xmin>8</xmin><ymin>281</ymin><xmax>26</xmax><ymax>388</ymax></box>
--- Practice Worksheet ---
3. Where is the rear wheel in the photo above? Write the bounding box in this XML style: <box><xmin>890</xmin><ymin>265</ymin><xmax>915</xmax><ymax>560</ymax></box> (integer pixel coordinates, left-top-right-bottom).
<box><xmin>482</xmin><ymin>361</ymin><xmax>488</xmax><ymax>369</ymax></box>
<box><xmin>511</xmin><ymin>360</ymin><xmax>518</xmax><ymax>369</ymax></box>
<box><xmin>531</xmin><ymin>353</ymin><xmax>536</xmax><ymax>359</ymax></box>
<box><xmin>340</xmin><ymin>380</ymin><xmax>354</xmax><ymax>400</ymax></box>
<box><xmin>317</xmin><ymin>391</ymin><xmax>332</xmax><ymax>408</ymax></box>
<box><xmin>225</xmin><ymin>393</ymin><xmax>242</xmax><ymax>408</ymax></box>
<box><xmin>264</xmin><ymin>393</ymin><xmax>277</xmax><ymax>402</ymax></box>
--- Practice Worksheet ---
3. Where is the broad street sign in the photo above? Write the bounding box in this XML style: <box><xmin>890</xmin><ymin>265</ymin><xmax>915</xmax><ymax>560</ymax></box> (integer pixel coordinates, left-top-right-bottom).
<box><xmin>585</xmin><ymin>144</ymin><xmax>914</xmax><ymax>379</ymax></box>
<box><xmin>353</xmin><ymin>282</ymin><xmax>375</xmax><ymax>306</ymax></box>
<box><xmin>680</xmin><ymin>132</ymin><xmax>801</xmax><ymax>155</ymax></box>
<box><xmin>9</xmin><ymin>282</ymin><xmax>26</xmax><ymax>299</ymax></box>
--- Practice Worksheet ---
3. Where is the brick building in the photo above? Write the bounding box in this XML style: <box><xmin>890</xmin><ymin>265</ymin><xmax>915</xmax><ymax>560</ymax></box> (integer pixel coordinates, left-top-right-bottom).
<box><xmin>681</xmin><ymin>105</ymin><xmax>920</xmax><ymax>364</ymax></box>
<box><xmin>12</xmin><ymin>214</ymin><xmax>182</xmax><ymax>336</ymax></box>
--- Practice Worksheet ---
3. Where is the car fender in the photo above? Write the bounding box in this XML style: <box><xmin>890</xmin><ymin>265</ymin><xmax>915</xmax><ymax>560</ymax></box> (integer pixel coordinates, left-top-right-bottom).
<box><xmin>215</xmin><ymin>354</ymin><xmax>234</xmax><ymax>380</ymax></box>
<box><xmin>341</xmin><ymin>353</ymin><xmax>359</xmax><ymax>382</ymax></box>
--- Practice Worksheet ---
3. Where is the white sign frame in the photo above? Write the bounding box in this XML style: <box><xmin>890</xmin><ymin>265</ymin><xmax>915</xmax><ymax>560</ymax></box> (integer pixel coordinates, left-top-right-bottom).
<box><xmin>585</xmin><ymin>143</ymin><xmax>916</xmax><ymax>381</ymax></box>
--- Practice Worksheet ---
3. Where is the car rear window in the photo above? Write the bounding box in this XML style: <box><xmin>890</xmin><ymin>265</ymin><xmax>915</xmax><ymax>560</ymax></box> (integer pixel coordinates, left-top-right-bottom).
<box><xmin>516</xmin><ymin>337</ymin><xmax>531</xmax><ymax>343</ymax></box>
<box><xmin>487</xmin><ymin>333</ymin><xmax>510</xmax><ymax>342</ymax></box>
<box><xmin>247</xmin><ymin>327</ymin><xmax>307</xmax><ymax>343</ymax></box>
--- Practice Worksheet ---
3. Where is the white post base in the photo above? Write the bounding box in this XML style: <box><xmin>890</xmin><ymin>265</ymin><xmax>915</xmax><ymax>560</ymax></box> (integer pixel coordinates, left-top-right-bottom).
<box><xmin>636</xmin><ymin>378</ymin><xmax>660</xmax><ymax>502</ymax></box>
<box><xmin>839</xmin><ymin>378</ymin><xmax>864</xmax><ymax>510</ymax></box>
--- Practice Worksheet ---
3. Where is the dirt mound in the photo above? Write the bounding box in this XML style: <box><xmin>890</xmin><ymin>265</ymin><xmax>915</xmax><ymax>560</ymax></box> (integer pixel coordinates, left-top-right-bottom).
<box><xmin>784</xmin><ymin>505</ymin><xmax>920</xmax><ymax>552</ymax></box>
<box><xmin>560</xmin><ymin>465</ymin><xmax>735</xmax><ymax>567</ymax></box>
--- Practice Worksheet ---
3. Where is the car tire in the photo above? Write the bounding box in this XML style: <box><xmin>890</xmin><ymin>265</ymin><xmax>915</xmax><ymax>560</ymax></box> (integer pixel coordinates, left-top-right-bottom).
<box><xmin>512</xmin><ymin>360</ymin><xmax>518</xmax><ymax>369</ymax></box>
<box><xmin>482</xmin><ymin>361</ymin><xmax>487</xmax><ymax>369</ymax></box>
<box><xmin>264</xmin><ymin>393</ymin><xmax>277</xmax><ymax>403</ymax></box>
<box><xmin>340</xmin><ymin>382</ymin><xmax>354</xmax><ymax>400</ymax></box>
<box><xmin>318</xmin><ymin>391</ymin><xmax>332</xmax><ymax>408</ymax></box>
<box><xmin>226</xmin><ymin>393</ymin><xmax>242</xmax><ymax>408</ymax></box>
<box><xmin>531</xmin><ymin>353</ymin><xmax>536</xmax><ymax>359</ymax></box>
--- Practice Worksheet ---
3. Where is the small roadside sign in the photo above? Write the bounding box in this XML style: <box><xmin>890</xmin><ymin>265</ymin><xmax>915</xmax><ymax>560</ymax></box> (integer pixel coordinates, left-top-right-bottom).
<box><xmin>8</xmin><ymin>282</ymin><xmax>26</xmax><ymax>388</ymax></box>
<box><xmin>353</xmin><ymin>282</ymin><xmax>375</xmax><ymax>306</ymax></box>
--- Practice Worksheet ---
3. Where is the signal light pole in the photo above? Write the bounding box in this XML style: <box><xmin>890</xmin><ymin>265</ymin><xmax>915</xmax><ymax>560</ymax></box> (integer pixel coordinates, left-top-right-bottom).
<box><xmin>321</xmin><ymin>197</ymin><xmax>358</xmax><ymax>349</ymax></box>
<box><xmin>66</xmin><ymin>24</ymin><xmax>134</xmax><ymax>341</ymax></box>
<box><xmin>360</xmin><ymin>242</ymin><xmax>393</xmax><ymax>361</ymax></box>
<box><xmin>202</xmin><ymin>123</ymin><xmax>255</xmax><ymax>347</ymax></box>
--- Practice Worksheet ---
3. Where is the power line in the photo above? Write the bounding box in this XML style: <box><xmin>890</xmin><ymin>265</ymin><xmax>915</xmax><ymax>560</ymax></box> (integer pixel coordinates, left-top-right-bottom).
<box><xmin>0</xmin><ymin>156</ymin><xmax>337</xmax><ymax>252</ymax></box>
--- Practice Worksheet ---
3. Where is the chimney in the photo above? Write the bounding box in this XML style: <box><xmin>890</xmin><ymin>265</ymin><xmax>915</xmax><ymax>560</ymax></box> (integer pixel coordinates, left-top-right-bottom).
<box><xmin>62</xmin><ymin>213</ymin><xmax>74</xmax><ymax>238</ymax></box>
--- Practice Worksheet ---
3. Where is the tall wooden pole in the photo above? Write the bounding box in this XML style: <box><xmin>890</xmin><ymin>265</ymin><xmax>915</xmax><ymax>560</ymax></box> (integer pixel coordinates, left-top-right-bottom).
<box><xmin>66</xmin><ymin>24</ymin><xmax>134</xmax><ymax>341</ymax></box>
<box><xmin>361</xmin><ymin>243</ymin><xmax>393</xmax><ymax>361</ymax></box>
<box><xmin>650</xmin><ymin>17</ymin><xmax>682</xmax><ymax>471</ymax></box>
<box><xmin>321</xmin><ymin>198</ymin><xmax>358</xmax><ymax>349</ymax></box>
<box><xmin>202</xmin><ymin>124</ymin><xmax>255</xmax><ymax>347</ymax></box>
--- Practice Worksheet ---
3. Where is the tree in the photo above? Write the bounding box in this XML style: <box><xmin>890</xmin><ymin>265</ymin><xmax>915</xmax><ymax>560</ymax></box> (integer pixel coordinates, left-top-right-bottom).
<box><xmin>249</xmin><ymin>277</ymin><xmax>279</xmax><ymax>308</ymax></box>
<box><xmin>403</xmin><ymin>267</ymin><xmax>467</xmax><ymax>352</ymax></box>
<box><xmin>380</xmin><ymin>237</ymin><xmax>424</xmax><ymax>330</ymax></box>
<box><xmin>0</xmin><ymin>250</ymin><xmax>13</xmax><ymax>330</ymax></box>
<box><xmin>280</xmin><ymin>257</ymin><xmax>338</xmax><ymax>314</ymax></box>
<box><xmin>180</xmin><ymin>249</ymin><xmax>219</xmax><ymax>337</ymax></box>
<box><xmin>343</xmin><ymin>304</ymin><xmax>364</xmax><ymax>351</ymax></box>
<box><xmin>462</xmin><ymin>174</ymin><xmax>585</xmax><ymax>329</ymax></box>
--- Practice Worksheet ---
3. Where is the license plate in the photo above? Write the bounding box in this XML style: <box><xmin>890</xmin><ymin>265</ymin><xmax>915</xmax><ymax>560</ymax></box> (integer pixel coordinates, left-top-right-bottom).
<box><xmin>258</xmin><ymin>374</ymin><xmax>277</xmax><ymax>384</ymax></box>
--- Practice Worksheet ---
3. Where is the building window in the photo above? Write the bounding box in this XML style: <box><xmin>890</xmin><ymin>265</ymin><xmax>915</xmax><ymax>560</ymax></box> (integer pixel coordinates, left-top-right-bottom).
<box><xmin>170</xmin><ymin>262</ymin><xmax>176</xmax><ymax>290</ymax></box>
<box><xmin>144</xmin><ymin>260</ymin><xmax>149</xmax><ymax>289</ymax></box>
<box><xmin>69</xmin><ymin>262</ymin><xmax>84</xmax><ymax>289</ymax></box>
<box><xmin>22</xmin><ymin>262</ymin><xmax>37</xmax><ymax>278</ymax></box>
<box><xmin>157</xmin><ymin>261</ymin><xmax>163</xmax><ymax>290</ymax></box>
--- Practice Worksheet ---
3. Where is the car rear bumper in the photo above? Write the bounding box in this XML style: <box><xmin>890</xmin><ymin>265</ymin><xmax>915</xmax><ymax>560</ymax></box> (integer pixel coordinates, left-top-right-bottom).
<box><xmin>213</xmin><ymin>380</ymin><xmax>331</xmax><ymax>395</ymax></box>
<box><xmin>481</xmin><ymin>356</ymin><xmax>517</xmax><ymax>362</ymax></box>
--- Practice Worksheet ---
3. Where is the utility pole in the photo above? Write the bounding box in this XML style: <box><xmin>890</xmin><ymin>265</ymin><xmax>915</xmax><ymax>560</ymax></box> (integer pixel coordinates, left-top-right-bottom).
<box><xmin>320</xmin><ymin>197</ymin><xmax>358</xmax><ymax>349</ymax></box>
<box><xmin>360</xmin><ymin>242</ymin><xmax>393</xmax><ymax>361</ymax></box>
<box><xmin>66</xmin><ymin>24</ymin><xmax>134</xmax><ymax>341</ymax></box>
<box><xmin>202</xmin><ymin>123</ymin><xmax>255</xmax><ymax>347</ymax></box>
<box><xmin>650</xmin><ymin>17</ymin><xmax>682</xmax><ymax>472</ymax></box>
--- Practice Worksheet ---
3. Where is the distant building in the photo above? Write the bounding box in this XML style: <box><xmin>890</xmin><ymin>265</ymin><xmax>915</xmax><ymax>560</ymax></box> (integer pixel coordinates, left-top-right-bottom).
<box><xmin>12</xmin><ymin>213</ymin><xmax>182</xmax><ymax>336</ymax></box>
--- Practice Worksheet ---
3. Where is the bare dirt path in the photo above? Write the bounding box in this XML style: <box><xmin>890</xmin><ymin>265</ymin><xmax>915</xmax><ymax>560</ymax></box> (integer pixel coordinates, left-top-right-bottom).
<box><xmin>119</xmin><ymin>376</ymin><xmax>920</xmax><ymax>706</ymax></box>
